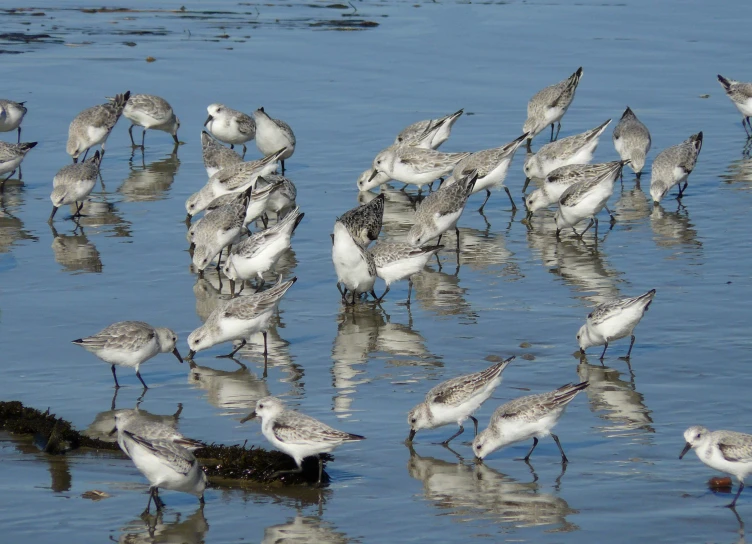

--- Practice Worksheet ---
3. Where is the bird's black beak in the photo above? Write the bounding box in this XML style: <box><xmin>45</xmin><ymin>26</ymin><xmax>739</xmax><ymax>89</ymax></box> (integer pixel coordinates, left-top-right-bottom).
<box><xmin>173</xmin><ymin>133</ymin><xmax>180</xmax><ymax>144</ymax></box>
<box><xmin>173</xmin><ymin>348</ymin><xmax>184</xmax><ymax>364</ymax></box>
<box><xmin>240</xmin><ymin>411</ymin><xmax>257</xmax><ymax>424</ymax></box>
<box><xmin>474</xmin><ymin>456</ymin><xmax>484</xmax><ymax>464</ymax></box>
<box><xmin>187</xmin><ymin>349</ymin><xmax>196</xmax><ymax>360</ymax></box>
<box><xmin>48</xmin><ymin>206</ymin><xmax>58</xmax><ymax>223</ymax></box>
<box><xmin>407</xmin><ymin>429</ymin><xmax>416</xmax><ymax>442</ymax></box>
<box><xmin>367</xmin><ymin>169</ymin><xmax>379</xmax><ymax>183</ymax></box>
<box><xmin>108</xmin><ymin>427</ymin><xmax>118</xmax><ymax>437</ymax></box>
<box><xmin>679</xmin><ymin>442</ymin><xmax>692</xmax><ymax>459</ymax></box>
<box><xmin>204</xmin><ymin>115</ymin><xmax>212</xmax><ymax>127</ymax></box>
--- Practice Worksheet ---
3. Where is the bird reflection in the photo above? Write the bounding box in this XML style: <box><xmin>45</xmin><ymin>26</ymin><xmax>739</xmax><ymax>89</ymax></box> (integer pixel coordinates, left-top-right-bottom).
<box><xmin>118</xmin><ymin>506</ymin><xmax>209</xmax><ymax>544</ymax></box>
<box><xmin>720</xmin><ymin>155</ymin><xmax>752</xmax><ymax>188</ymax></box>
<box><xmin>84</xmin><ymin>396</ymin><xmax>183</xmax><ymax>443</ymax></box>
<box><xmin>188</xmin><ymin>359</ymin><xmax>270</xmax><ymax>415</ymax></box>
<box><xmin>526</xmin><ymin>217</ymin><xmax>622</xmax><ymax>305</ymax></box>
<box><xmin>410</xmin><ymin>266</ymin><xmax>476</xmax><ymax>321</ymax></box>
<box><xmin>407</xmin><ymin>446</ymin><xmax>578</xmax><ymax>532</ymax></box>
<box><xmin>376</xmin><ymin>307</ymin><xmax>440</xmax><ymax>365</ymax></box>
<box><xmin>577</xmin><ymin>359</ymin><xmax>654</xmax><ymax>440</ymax></box>
<box><xmin>612</xmin><ymin>184</ymin><xmax>652</xmax><ymax>225</ymax></box>
<box><xmin>650</xmin><ymin>203</ymin><xmax>701</xmax><ymax>252</ymax></box>
<box><xmin>262</xmin><ymin>514</ymin><xmax>352</xmax><ymax>544</ymax></box>
<box><xmin>119</xmin><ymin>149</ymin><xmax>180</xmax><ymax>202</ymax></box>
<box><xmin>193</xmin><ymin>274</ymin><xmax>232</xmax><ymax>323</ymax></box>
<box><xmin>66</xmin><ymin>198</ymin><xmax>131</xmax><ymax>238</ymax></box>
<box><xmin>0</xmin><ymin>196</ymin><xmax>36</xmax><ymax>253</ymax></box>
<box><xmin>4</xmin><ymin>434</ymin><xmax>72</xmax><ymax>493</ymax></box>
<box><xmin>331</xmin><ymin>304</ymin><xmax>381</xmax><ymax>412</ymax></box>
<box><xmin>49</xmin><ymin>224</ymin><xmax>103</xmax><ymax>274</ymax></box>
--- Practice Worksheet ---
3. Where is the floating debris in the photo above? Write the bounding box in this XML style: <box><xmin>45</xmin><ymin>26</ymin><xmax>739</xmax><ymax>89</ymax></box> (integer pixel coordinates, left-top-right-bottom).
<box><xmin>146</xmin><ymin>56</ymin><xmax>156</xmax><ymax>62</ymax></box>
<box><xmin>0</xmin><ymin>401</ymin><xmax>329</xmax><ymax>486</ymax></box>
<box><xmin>708</xmin><ymin>476</ymin><xmax>732</xmax><ymax>491</ymax></box>
<box><xmin>82</xmin><ymin>490</ymin><xmax>111</xmax><ymax>500</ymax></box>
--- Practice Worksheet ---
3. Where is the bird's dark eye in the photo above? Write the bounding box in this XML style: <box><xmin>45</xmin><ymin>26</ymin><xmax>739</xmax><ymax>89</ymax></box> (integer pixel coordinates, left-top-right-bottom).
<box><xmin>376</xmin><ymin>160</ymin><xmax>381</xmax><ymax>164</ymax></box>
<box><xmin>410</xmin><ymin>418</ymin><xmax>416</xmax><ymax>423</ymax></box>
<box><xmin>696</xmin><ymin>433</ymin><xmax>701</xmax><ymax>439</ymax></box>
<box><xmin>259</xmin><ymin>404</ymin><xmax>264</xmax><ymax>409</ymax></box>
<box><xmin>475</xmin><ymin>444</ymin><xmax>482</xmax><ymax>450</ymax></box>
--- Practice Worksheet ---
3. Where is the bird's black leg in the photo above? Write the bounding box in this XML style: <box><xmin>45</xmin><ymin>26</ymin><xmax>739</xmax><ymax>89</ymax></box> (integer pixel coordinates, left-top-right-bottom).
<box><xmin>218</xmin><ymin>339</ymin><xmax>247</xmax><ymax>359</ymax></box>
<box><xmin>504</xmin><ymin>186</ymin><xmax>517</xmax><ymax>211</ymax></box>
<box><xmin>128</xmin><ymin>124</ymin><xmax>136</xmax><ymax>147</ymax></box>
<box><xmin>599</xmin><ymin>341</ymin><xmax>609</xmax><ymax>360</ymax></box>
<box><xmin>111</xmin><ymin>365</ymin><xmax>120</xmax><ymax>388</ymax></box>
<box><xmin>625</xmin><ymin>334</ymin><xmax>636</xmax><ymax>359</ymax></box>
<box><xmin>136</xmin><ymin>369</ymin><xmax>149</xmax><ymax>389</ymax></box>
<box><xmin>470</xmin><ymin>415</ymin><xmax>479</xmax><ymax>436</ymax></box>
<box><xmin>728</xmin><ymin>482</ymin><xmax>745</xmax><ymax>508</ymax></box>
<box><xmin>552</xmin><ymin>433</ymin><xmax>569</xmax><ymax>464</ymax></box>
<box><xmin>441</xmin><ymin>425</ymin><xmax>464</xmax><ymax>445</ymax></box>
<box><xmin>478</xmin><ymin>189</ymin><xmax>491</xmax><ymax>213</ymax></box>
<box><xmin>524</xmin><ymin>437</ymin><xmax>539</xmax><ymax>461</ymax></box>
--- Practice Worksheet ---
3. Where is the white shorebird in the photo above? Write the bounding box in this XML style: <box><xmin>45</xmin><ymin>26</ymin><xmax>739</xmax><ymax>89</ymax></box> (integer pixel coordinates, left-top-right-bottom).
<box><xmin>190</xmin><ymin>192</ymin><xmax>249</xmax><ymax>274</ymax></box>
<box><xmin>473</xmin><ymin>382</ymin><xmax>589</xmax><ymax>464</ymax></box>
<box><xmin>241</xmin><ymin>396</ymin><xmax>365</xmax><ymax>485</ymax></box>
<box><xmin>67</xmin><ymin>91</ymin><xmax>130</xmax><ymax>162</ymax></box>
<box><xmin>187</xmin><ymin>277</ymin><xmax>296</xmax><ymax>369</ymax></box>
<box><xmin>612</xmin><ymin>107</ymin><xmax>651</xmax><ymax>178</ymax></box>
<box><xmin>444</xmin><ymin>132</ymin><xmax>528</xmax><ymax>212</ymax></box>
<box><xmin>577</xmin><ymin>289</ymin><xmax>656</xmax><ymax>360</ymax></box>
<box><xmin>112</xmin><ymin>410</ymin><xmax>204</xmax><ymax>456</ymax></box>
<box><xmin>223</xmin><ymin>207</ymin><xmax>304</xmax><ymax>294</ymax></box>
<box><xmin>394</xmin><ymin>109</ymin><xmax>464</xmax><ymax>149</ymax></box>
<box><xmin>0</xmin><ymin>99</ymin><xmax>27</xmax><ymax>142</ymax></box>
<box><xmin>48</xmin><ymin>151</ymin><xmax>102</xmax><ymax>223</ymax></box>
<box><xmin>522</xmin><ymin>119</ymin><xmax>611</xmax><ymax>191</ymax></box>
<box><xmin>201</xmin><ymin>131</ymin><xmax>242</xmax><ymax>178</ymax></box>
<box><xmin>118</xmin><ymin>429</ymin><xmax>207</xmax><ymax>513</ymax></box>
<box><xmin>524</xmin><ymin>163</ymin><xmax>594</xmax><ymax>217</ymax></box>
<box><xmin>407</xmin><ymin>356</ymin><xmax>514</xmax><ymax>444</ymax></box>
<box><xmin>0</xmin><ymin>140</ymin><xmax>36</xmax><ymax>192</ymax></box>
<box><xmin>253</xmin><ymin>107</ymin><xmax>296</xmax><ymax>173</ymax></box>
<box><xmin>523</xmin><ymin>67</ymin><xmax>583</xmax><ymax>145</ymax></box>
<box><xmin>407</xmin><ymin>170</ymin><xmax>478</xmax><ymax>251</ymax></box>
<box><xmin>680</xmin><ymin>426</ymin><xmax>752</xmax><ymax>508</ymax></box>
<box><xmin>332</xmin><ymin>221</ymin><xmax>377</xmax><ymax>304</ymax></box>
<box><xmin>717</xmin><ymin>75</ymin><xmax>752</xmax><ymax>137</ymax></box>
<box><xmin>336</xmin><ymin>193</ymin><xmax>385</xmax><ymax>248</ymax></box>
<box><xmin>370</xmin><ymin>241</ymin><xmax>443</xmax><ymax>304</ymax></box>
<box><xmin>122</xmin><ymin>93</ymin><xmax>180</xmax><ymax>148</ymax></box>
<box><xmin>263</xmin><ymin>174</ymin><xmax>297</xmax><ymax>222</ymax></box>
<box><xmin>553</xmin><ymin>160</ymin><xmax>627</xmax><ymax>238</ymax></box>
<box><xmin>649</xmin><ymin>132</ymin><xmax>703</xmax><ymax>204</ymax></box>
<box><xmin>72</xmin><ymin>321</ymin><xmax>183</xmax><ymax>389</ymax></box>
<box><xmin>185</xmin><ymin>148</ymin><xmax>286</xmax><ymax>219</ymax></box>
<box><xmin>370</xmin><ymin>143</ymin><xmax>470</xmax><ymax>193</ymax></box>
<box><xmin>356</xmin><ymin>167</ymin><xmax>392</xmax><ymax>192</ymax></box>
<box><xmin>204</xmin><ymin>103</ymin><xmax>255</xmax><ymax>157</ymax></box>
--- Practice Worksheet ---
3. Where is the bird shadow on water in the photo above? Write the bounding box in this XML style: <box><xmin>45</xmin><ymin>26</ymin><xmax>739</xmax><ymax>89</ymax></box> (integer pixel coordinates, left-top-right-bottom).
<box><xmin>116</xmin><ymin>505</ymin><xmax>209</xmax><ymax>544</ymax></box>
<box><xmin>405</xmin><ymin>444</ymin><xmax>579</xmax><ymax>533</ymax></box>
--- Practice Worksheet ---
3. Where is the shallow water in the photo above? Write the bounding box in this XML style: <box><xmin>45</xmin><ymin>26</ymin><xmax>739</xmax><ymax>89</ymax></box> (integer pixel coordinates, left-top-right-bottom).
<box><xmin>2</xmin><ymin>0</ymin><xmax>752</xmax><ymax>542</ymax></box>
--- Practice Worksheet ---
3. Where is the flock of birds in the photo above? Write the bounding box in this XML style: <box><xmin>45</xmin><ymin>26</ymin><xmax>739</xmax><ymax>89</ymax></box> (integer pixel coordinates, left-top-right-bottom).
<box><xmin>2</xmin><ymin>67</ymin><xmax>752</xmax><ymax>514</ymax></box>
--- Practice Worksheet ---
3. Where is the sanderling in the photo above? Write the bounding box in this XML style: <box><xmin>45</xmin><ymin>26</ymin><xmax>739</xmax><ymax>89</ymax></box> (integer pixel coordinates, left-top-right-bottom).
<box><xmin>612</xmin><ymin>107</ymin><xmax>651</xmax><ymax>178</ymax></box>
<box><xmin>224</xmin><ymin>207</ymin><xmax>304</xmax><ymax>294</ymax></box>
<box><xmin>201</xmin><ymin>131</ymin><xmax>243</xmax><ymax>178</ymax></box>
<box><xmin>332</xmin><ymin>221</ymin><xmax>377</xmax><ymax>304</ymax></box>
<box><xmin>187</xmin><ymin>276</ymin><xmax>296</xmax><ymax>367</ymax></box>
<box><xmin>356</xmin><ymin>167</ymin><xmax>392</xmax><ymax>192</ymax></box>
<box><xmin>72</xmin><ymin>321</ymin><xmax>183</xmax><ymax>389</ymax></box>
<box><xmin>337</xmin><ymin>192</ymin><xmax>385</xmax><ymax>248</ymax></box>
<box><xmin>0</xmin><ymin>140</ymin><xmax>36</xmax><ymax>191</ymax></box>
<box><xmin>370</xmin><ymin>241</ymin><xmax>443</xmax><ymax>304</ymax></box>
<box><xmin>370</xmin><ymin>144</ymin><xmax>471</xmax><ymax>192</ymax></box>
<box><xmin>241</xmin><ymin>396</ymin><xmax>365</xmax><ymax>486</ymax></box>
<box><xmin>680</xmin><ymin>426</ymin><xmax>752</xmax><ymax>508</ymax></box>
<box><xmin>185</xmin><ymin>148</ymin><xmax>286</xmax><ymax>219</ymax></box>
<box><xmin>523</xmin><ymin>67</ymin><xmax>583</xmax><ymax>145</ymax></box>
<box><xmin>445</xmin><ymin>132</ymin><xmax>528</xmax><ymax>212</ymax></box>
<box><xmin>262</xmin><ymin>173</ymin><xmax>297</xmax><ymax>222</ymax></box>
<box><xmin>118</xmin><ymin>429</ymin><xmax>207</xmax><ymax>513</ymax></box>
<box><xmin>473</xmin><ymin>382</ymin><xmax>589</xmax><ymax>464</ymax></box>
<box><xmin>122</xmin><ymin>93</ymin><xmax>180</xmax><ymax>148</ymax></box>
<box><xmin>191</xmin><ymin>191</ymin><xmax>250</xmax><ymax>273</ymax></box>
<box><xmin>524</xmin><ymin>163</ymin><xmax>592</xmax><ymax>217</ymax></box>
<box><xmin>407</xmin><ymin>170</ymin><xmax>478</xmax><ymax>251</ymax></box>
<box><xmin>245</xmin><ymin>176</ymin><xmax>283</xmax><ymax>228</ymax></box>
<box><xmin>407</xmin><ymin>356</ymin><xmax>514</xmax><ymax>444</ymax></box>
<box><xmin>67</xmin><ymin>91</ymin><xmax>130</xmax><ymax>163</ymax></box>
<box><xmin>577</xmin><ymin>289</ymin><xmax>656</xmax><ymax>360</ymax></box>
<box><xmin>718</xmin><ymin>75</ymin><xmax>752</xmax><ymax>137</ymax></box>
<box><xmin>553</xmin><ymin>160</ymin><xmax>627</xmax><ymax>238</ymax></box>
<box><xmin>112</xmin><ymin>410</ymin><xmax>204</xmax><ymax>455</ymax></box>
<box><xmin>48</xmin><ymin>150</ymin><xmax>102</xmax><ymax>223</ymax></box>
<box><xmin>0</xmin><ymin>99</ymin><xmax>27</xmax><ymax>143</ymax></box>
<box><xmin>649</xmin><ymin>132</ymin><xmax>703</xmax><ymax>204</ymax></box>
<box><xmin>394</xmin><ymin>109</ymin><xmax>464</xmax><ymax>149</ymax></box>
<box><xmin>523</xmin><ymin>119</ymin><xmax>611</xmax><ymax>190</ymax></box>
<box><xmin>204</xmin><ymin>103</ymin><xmax>255</xmax><ymax>157</ymax></box>
<box><xmin>253</xmin><ymin>107</ymin><xmax>296</xmax><ymax>173</ymax></box>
